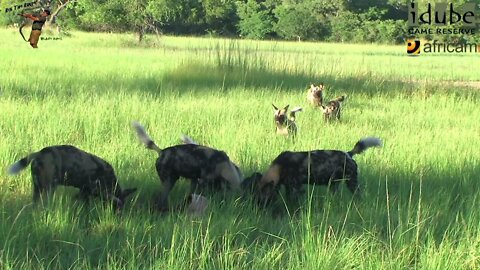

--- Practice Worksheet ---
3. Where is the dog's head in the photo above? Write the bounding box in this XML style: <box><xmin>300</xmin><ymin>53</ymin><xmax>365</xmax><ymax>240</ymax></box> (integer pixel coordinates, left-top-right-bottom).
<box><xmin>241</xmin><ymin>172</ymin><xmax>262</xmax><ymax>193</ymax></box>
<box><xmin>272</xmin><ymin>104</ymin><xmax>289</xmax><ymax>126</ymax></box>
<box><xmin>112</xmin><ymin>187</ymin><xmax>137</xmax><ymax>210</ymax></box>
<box><xmin>254</xmin><ymin>164</ymin><xmax>281</xmax><ymax>206</ymax></box>
<box><xmin>321</xmin><ymin>104</ymin><xmax>332</xmax><ymax>114</ymax></box>
<box><xmin>310</xmin><ymin>83</ymin><xmax>324</xmax><ymax>99</ymax></box>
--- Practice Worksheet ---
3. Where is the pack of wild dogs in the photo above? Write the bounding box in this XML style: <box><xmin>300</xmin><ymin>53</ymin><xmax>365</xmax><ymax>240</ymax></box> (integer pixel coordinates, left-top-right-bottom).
<box><xmin>7</xmin><ymin>83</ymin><xmax>382</xmax><ymax>216</ymax></box>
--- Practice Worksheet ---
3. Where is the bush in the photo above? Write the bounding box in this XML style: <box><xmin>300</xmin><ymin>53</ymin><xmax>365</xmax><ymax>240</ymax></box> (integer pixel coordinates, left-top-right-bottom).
<box><xmin>236</xmin><ymin>0</ymin><xmax>275</xmax><ymax>39</ymax></box>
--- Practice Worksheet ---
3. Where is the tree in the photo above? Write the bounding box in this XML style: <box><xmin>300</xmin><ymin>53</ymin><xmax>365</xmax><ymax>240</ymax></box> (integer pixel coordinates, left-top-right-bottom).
<box><xmin>236</xmin><ymin>0</ymin><xmax>276</xmax><ymax>39</ymax></box>
<box><xmin>274</xmin><ymin>1</ymin><xmax>324</xmax><ymax>41</ymax></box>
<box><xmin>202</xmin><ymin>0</ymin><xmax>238</xmax><ymax>35</ymax></box>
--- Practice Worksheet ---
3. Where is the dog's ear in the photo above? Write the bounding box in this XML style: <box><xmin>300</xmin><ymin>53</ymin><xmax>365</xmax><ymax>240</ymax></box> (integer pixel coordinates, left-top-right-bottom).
<box><xmin>283</xmin><ymin>105</ymin><xmax>290</xmax><ymax>111</ymax></box>
<box><xmin>272</xmin><ymin>104</ymin><xmax>278</xmax><ymax>110</ymax></box>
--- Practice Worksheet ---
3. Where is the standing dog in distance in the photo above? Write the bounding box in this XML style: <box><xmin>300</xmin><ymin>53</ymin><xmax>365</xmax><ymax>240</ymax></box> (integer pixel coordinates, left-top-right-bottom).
<box><xmin>307</xmin><ymin>83</ymin><xmax>325</xmax><ymax>107</ymax></box>
<box><xmin>272</xmin><ymin>104</ymin><xmax>303</xmax><ymax>137</ymax></box>
<box><xmin>322</xmin><ymin>95</ymin><xmax>346</xmax><ymax>121</ymax></box>
<box><xmin>7</xmin><ymin>145</ymin><xmax>136</xmax><ymax>209</ymax></box>
<box><xmin>255</xmin><ymin>137</ymin><xmax>382</xmax><ymax>206</ymax></box>
<box><xmin>132</xmin><ymin>121</ymin><xmax>242</xmax><ymax>212</ymax></box>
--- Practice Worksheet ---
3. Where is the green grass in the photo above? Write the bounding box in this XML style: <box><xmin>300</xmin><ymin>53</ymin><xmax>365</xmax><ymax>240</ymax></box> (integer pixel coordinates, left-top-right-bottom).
<box><xmin>0</xmin><ymin>28</ymin><xmax>479</xmax><ymax>269</ymax></box>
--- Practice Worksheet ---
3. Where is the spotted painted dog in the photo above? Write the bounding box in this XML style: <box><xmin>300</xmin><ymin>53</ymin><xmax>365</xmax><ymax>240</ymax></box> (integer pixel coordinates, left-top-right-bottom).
<box><xmin>7</xmin><ymin>145</ymin><xmax>136</xmax><ymax>209</ymax></box>
<box><xmin>322</xmin><ymin>95</ymin><xmax>346</xmax><ymax>121</ymax></box>
<box><xmin>180</xmin><ymin>134</ymin><xmax>244</xmax><ymax>190</ymax></box>
<box><xmin>132</xmin><ymin>121</ymin><xmax>242</xmax><ymax>211</ymax></box>
<box><xmin>307</xmin><ymin>83</ymin><xmax>324</xmax><ymax>107</ymax></box>
<box><xmin>255</xmin><ymin>137</ymin><xmax>382</xmax><ymax>205</ymax></box>
<box><xmin>241</xmin><ymin>172</ymin><xmax>262</xmax><ymax>194</ymax></box>
<box><xmin>272</xmin><ymin>104</ymin><xmax>303</xmax><ymax>137</ymax></box>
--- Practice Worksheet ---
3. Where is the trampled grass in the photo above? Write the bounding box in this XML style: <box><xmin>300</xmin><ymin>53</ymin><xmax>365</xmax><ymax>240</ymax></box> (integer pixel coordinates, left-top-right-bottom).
<box><xmin>0</xmin><ymin>28</ymin><xmax>479</xmax><ymax>269</ymax></box>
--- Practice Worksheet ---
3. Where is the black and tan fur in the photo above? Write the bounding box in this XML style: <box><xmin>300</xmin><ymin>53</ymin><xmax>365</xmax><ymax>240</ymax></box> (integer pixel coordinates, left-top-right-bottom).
<box><xmin>241</xmin><ymin>172</ymin><xmax>262</xmax><ymax>194</ymax></box>
<box><xmin>273</xmin><ymin>104</ymin><xmax>303</xmax><ymax>137</ymax></box>
<box><xmin>7</xmin><ymin>145</ymin><xmax>136</xmax><ymax>208</ymax></box>
<box><xmin>255</xmin><ymin>137</ymin><xmax>382</xmax><ymax>205</ymax></box>
<box><xmin>132</xmin><ymin>121</ymin><xmax>242</xmax><ymax>211</ymax></box>
<box><xmin>322</xmin><ymin>95</ymin><xmax>346</xmax><ymax>121</ymax></box>
<box><xmin>180</xmin><ymin>134</ymin><xmax>244</xmax><ymax>190</ymax></box>
<box><xmin>307</xmin><ymin>83</ymin><xmax>324</xmax><ymax>107</ymax></box>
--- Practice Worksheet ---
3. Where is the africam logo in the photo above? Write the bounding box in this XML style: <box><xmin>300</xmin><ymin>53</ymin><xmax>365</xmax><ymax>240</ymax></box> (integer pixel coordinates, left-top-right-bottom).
<box><xmin>407</xmin><ymin>40</ymin><xmax>421</xmax><ymax>55</ymax></box>
<box><xmin>407</xmin><ymin>39</ymin><xmax>479</xmax><ymax>55</ymax></box>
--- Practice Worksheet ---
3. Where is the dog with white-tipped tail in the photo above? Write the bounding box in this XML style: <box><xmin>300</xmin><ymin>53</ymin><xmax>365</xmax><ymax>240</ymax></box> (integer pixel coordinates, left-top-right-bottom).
<box><xmin>132</xmin><ymin>121</ymin><xmax>242</xmax><ymax>212</ymax></box>
<box><xmin>272</xmin><ymin>104</ymin><xmax>303</xmax><ymax>137</ymax></box>
<box><xmin>255</xmin><ymin>137</ymin><xmax>382</xmax><ymax>206</ymax></box>
<box><xmin>7</xmin><ymin>145</ymin><xmax>136</xmax><ymax>209</ymax></box>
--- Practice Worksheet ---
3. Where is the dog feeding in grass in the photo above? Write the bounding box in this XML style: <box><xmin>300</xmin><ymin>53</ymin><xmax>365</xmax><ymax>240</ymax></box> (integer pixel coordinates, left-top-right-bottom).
<box><xmin>132</xmin><ymin>121</ymin><xmax>242</xmax><ymax>212</ymax></box>
<box><xmin>7</xmin><ymin>145</ymin><xmax>137</xmax><ymax>209</ymax></box>
<box><xmin>180</xmin><ymin>134</ymin><xmax>244</xmax><ymax>186</ymax></box>
<box><xmin>255</xmin><ymin>137</ymin><xmax>382</xmax><ymax>206</ymax></box>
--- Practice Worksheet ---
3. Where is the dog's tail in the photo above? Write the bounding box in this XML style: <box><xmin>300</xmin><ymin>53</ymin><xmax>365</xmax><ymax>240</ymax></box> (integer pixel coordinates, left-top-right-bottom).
<box><xmin>7</xmin><ymin>152</ymin><xmax>40</xmax><ymax>175</ymax></box>
<box><xmin>180</xmin><ymin>134</ymin><xmax>198</xmax><ymax>145</ymax></box>
<box><xmin>332</xmin><ymin>95</ymin><xmax>346</xmax><ymax>102</ymax></box>
<box><xmin>348</xmin><ymin>137</ymin><xmax>382</xmax><ymax>157</ymax></box>
<box><xmin>289</xmin><ymin>106</ymin><xmax>303</xmax><ymax>121</ymax></box>
<box><xmin>132</xmin><ymin>121</ymin><xmax>162</xmax><ymax>155</ymax></box>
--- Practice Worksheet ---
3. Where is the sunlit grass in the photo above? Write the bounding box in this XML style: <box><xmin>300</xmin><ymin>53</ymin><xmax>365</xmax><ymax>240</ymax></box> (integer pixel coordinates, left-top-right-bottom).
<box><xmin>0</xmin><ymin>28</ymin><xmax>479</xmax><ymax>269</ymax></box>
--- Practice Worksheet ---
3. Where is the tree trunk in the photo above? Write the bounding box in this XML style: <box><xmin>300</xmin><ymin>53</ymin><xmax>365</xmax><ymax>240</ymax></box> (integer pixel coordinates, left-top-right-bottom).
<box><xmin>47</xmin><ymin>0</ymin><xmax>70</xmax><ymax>24</ymax></box>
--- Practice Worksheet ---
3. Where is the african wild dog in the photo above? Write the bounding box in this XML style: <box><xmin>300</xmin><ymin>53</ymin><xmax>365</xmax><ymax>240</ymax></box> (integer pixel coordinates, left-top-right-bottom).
<box><xmin>255</xmin><ymin>137</ymin><xmax>382</xmax><ymax>205</ymax></box>
<box><xmin>180</xmin><ymin>134</ymin><xmax>244</xmax><ymax>190</ymax></box>
<box><xmin>241</xmin><ymin>172</ymin><xmax>262</xmax><ymax>194</ymax></box>
<box><xmin>132</xmin><ymin>121</ymin><xmax>242</xmax><ymax>211</ymax></box>
<box><xmin>322</xmin><ymin>95</ymin><xmax>346</xmax><ymax>121</ymax></box>
<box><xmin>7</xmin><ymin>145</ymin><xmax>137</xmax><ymax>209</ymax></box>
<box><xmin>272</xmin><ymin>104</ymin><xmax>303</xmax><ymax>137</ymax></box>
<box><xmin>307</xmin><ymin>83</ymin><xmax>324</xmax><ymax>107</ymax></box>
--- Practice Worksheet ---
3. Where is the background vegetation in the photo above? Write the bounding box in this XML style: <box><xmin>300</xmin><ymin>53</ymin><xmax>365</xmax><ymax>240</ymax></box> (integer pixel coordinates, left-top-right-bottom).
<box><xmin>1</xmin><ymin>0</ymin><xmax>479</xmax><ymax>43</ymax></box>
<box><xmin>0</xmin><ymin>29</ymin><xmax>479</xmax><ymax>268</ymax></box>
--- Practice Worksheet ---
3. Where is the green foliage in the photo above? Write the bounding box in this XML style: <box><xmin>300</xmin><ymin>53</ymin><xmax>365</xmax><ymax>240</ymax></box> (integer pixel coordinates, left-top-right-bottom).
<box><xmin>274</xmin><ymin>2</ymin><xmax>324</xmax><ymax>41</ymax></box>
<box><xmin>329</xmin><ymin>10</ymin><xmax>406</xmax><ymax>44</ymax></box>
<box><xmin>75</xmin><ymin>0</ymin><xmax>130</xmax><ymax>31</ymax></box>
<box><xmin>202</xmin><ymin>0</ymin><xmax>238</xmax><ymax>35</ymax></box>
<box><xmin>236</xmin><ymin>0</ymin><xmax>275</xmax><ymax>39</ymax></box>
<box><xmin>3</xmin><ymin>0</ymin><xmax>480</xmax><ymax>44</ymax></box>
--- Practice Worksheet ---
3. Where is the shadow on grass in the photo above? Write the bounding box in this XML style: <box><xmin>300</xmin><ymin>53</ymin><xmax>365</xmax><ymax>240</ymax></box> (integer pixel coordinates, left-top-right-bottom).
<box><xmin>1</xmin><ymin>157</ymin><xmax>479</xmax><ymax>268</ymax></box>
<box><xmin>4</xmin><ymin>60</ymin><xmax>479</xmax><ymax>102</ymax></box>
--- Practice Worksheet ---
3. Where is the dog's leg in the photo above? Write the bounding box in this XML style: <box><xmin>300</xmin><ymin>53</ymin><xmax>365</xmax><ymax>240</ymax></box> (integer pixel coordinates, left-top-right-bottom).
<box><xmin>189</xmin><ymin>179</ymin><xmax>199</xmax><ymax>194</ymax></box>
<box><xmin>31</xmin><ymin>162</ymin><xmax>57</xmax><ymax>205</ymax></box>
<box><xmin>328</xmin><ymin>180</ymin><xmax>340</xmax><ymax>193</ymax></box>
<box><xmin>32</xmin><ymin>178</ymin><xmax>41</xmax><ymax>203</ymax></box>
<box><xmin>157</xmin><ymin>177</ymin><xmax>176</xmax><ymax>212</ymax></box>
<box><xmin>75</xmin><ymin>187</ymin><xmax>91</xmax><ymax>203</ymax></box>
<box><xmin>345</xmin><ymin>171</ymin><xmax>360</xmax><ymax>196</ymax></box>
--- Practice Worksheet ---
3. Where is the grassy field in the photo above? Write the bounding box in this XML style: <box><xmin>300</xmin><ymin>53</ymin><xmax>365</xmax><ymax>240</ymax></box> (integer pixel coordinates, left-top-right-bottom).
<box><xmin>0</xmin><ymin>28</ymin><xmax>479</xmax><ymax>269</ymax></box>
